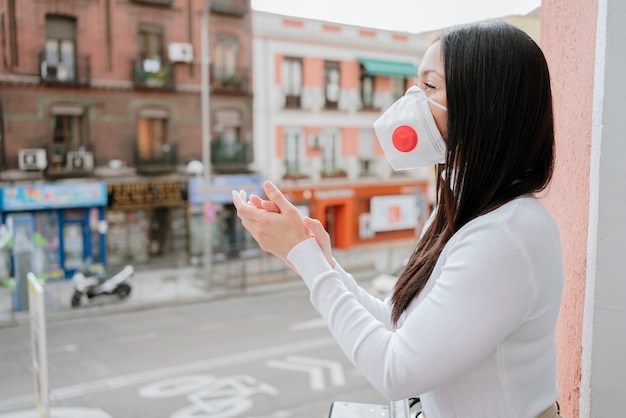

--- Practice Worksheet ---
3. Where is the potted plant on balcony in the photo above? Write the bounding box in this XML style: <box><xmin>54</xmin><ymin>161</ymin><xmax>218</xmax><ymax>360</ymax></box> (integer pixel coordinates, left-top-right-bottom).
<box><xmin>218</xmin><ymin>75</ymin><xmax>245</xmax><ymax>90</ymax></box>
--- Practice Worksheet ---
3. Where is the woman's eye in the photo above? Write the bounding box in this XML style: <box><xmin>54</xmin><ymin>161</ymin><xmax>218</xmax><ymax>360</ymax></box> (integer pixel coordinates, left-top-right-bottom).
<box><xmin>424</xmin><ymin>82</ymin><xmax>436</xmax><ymax>90</ymax></box>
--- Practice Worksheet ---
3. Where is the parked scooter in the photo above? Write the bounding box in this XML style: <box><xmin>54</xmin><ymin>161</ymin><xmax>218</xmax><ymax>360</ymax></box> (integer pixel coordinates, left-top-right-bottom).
<box><xmin>71</xmin><ymin>262</ymin><xmax>134</xmax><ymax>308</ymax></box>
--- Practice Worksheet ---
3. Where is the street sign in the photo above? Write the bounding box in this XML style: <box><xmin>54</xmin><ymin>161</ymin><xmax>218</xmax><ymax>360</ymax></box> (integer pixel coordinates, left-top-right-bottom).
<box><xmin>204</xmin><ymin>202</ymin><xmax>216</xmax><ymax>223</ymax></box>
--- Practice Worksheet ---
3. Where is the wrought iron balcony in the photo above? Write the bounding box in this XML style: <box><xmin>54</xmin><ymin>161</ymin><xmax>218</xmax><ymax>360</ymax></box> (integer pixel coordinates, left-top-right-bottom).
<box><xmin>132</xmin><ymin>58</ymin><xmax>175</xmax><ymax>90</ymax></box>
<box><xmin>211</xmin><ymin>140</ymin><xmax>250</xmax><ymax>167</ymax></box>
<box><xmin>130</xmin><ymin>0</ymin><xmax>173</xmax><ymax>6</ymax></box>
<box><xmin>210</xmin><ymin>0</ymin><xmax>246</xmax><ymax>16</ymax></box>
<box><xmin>39</xmin><ymin>52</ymin><xmax>91</xmax><ymax>86</ymax></box>
<box><xmin>210</xmin><ymin>65</ymin><xmax>249</xmax><ymax>94</ymax></box>
<box><xmin>134</xmin><ymin>142</ymin><xmax>178</xmax><ymax>174</ymax></box>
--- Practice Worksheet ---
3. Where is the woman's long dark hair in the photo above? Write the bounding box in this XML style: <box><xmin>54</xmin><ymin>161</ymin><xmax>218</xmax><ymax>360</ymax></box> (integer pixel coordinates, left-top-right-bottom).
<box><xmin>391</xmin><ymin>21</ymin><xmax>555</xmax><ymax>325</ymax></box>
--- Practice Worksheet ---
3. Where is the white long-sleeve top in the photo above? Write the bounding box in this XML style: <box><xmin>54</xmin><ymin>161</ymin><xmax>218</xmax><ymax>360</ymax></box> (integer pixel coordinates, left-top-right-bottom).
<box><xmin>287</xmin><ymin>195</ymin><xmax>563</xmax><ymax>418</ymax></box>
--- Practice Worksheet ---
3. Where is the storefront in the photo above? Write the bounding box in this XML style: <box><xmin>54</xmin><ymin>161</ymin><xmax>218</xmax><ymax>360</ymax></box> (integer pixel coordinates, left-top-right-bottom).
<box><xmin>0</xmin><ymin>181</ymin><xmax>108</xmax><ymax>281</ymax></box>
<box><xmin>106</xmin><ymin>180</ymin><xmax>188</xmax><ymax>268</ymax></box>
<box><xmin>281</xmin><ymin>180</ymin><xmax>429</xmax><ymax>249</ymax></box>
<box><xmin>188</xmin><ymin>174</ymin><xmax>263</xmax><ymax>261</ymax></box>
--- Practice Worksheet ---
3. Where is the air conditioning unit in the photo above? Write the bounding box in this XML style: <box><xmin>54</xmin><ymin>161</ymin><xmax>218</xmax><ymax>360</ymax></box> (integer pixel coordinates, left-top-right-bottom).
<box><xmin>40</xmin><ymin>61</ymin><xmax>69</xmax><ymax>81</ymax></box>
<box><xmin>67</xmin><ymin>151</ymin><xmax>94</xmax><ymax>171</ymax></box>
<box><xmin>18</xmin><ymin>149</ymin><xmax>48</xmax><ymax>171</ymax></box>
<box><xmin>168</xmin><ymin>42</ymin><xmax>194</xmax><ymax>63</ymax></box>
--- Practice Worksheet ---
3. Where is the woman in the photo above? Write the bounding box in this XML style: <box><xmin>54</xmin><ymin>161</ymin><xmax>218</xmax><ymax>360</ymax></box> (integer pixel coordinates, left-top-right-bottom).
<box><xmin>233</xmin><ymin>21</ymin><xmax>563</xmax><ymax>418</ymax></box>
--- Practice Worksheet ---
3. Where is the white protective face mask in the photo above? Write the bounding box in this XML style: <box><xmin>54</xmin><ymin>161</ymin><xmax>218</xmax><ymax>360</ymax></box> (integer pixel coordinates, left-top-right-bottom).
<box><xmin>373</xmin><ymin>85</ymin><xmax>447</xmax><ymax>170</ymax></box>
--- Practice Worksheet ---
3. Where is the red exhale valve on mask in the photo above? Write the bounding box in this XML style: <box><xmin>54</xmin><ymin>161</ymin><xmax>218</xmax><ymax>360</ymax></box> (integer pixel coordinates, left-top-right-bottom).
<box><xmin>392</xmin><ymin>125</ymin><xmax>418</xmax><ymax>152</ymax></box>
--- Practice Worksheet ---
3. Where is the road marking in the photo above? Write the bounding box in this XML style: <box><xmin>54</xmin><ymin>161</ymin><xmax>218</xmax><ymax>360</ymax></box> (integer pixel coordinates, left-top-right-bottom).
<box><xmin>139</xmin><ymin>374</ymin><xmax>279</xmax><ymax>418</ymax></box>
<box><xmin>266</xmin><ymin>355</ymin><xmax>345</xmax><ymax>391</ymax></box>
<box><xmin>288</xmin><ymin>318</ymin><xmax>326</xmax><ymax>331</ymax></box>
<box><xmin>0</xmin><ymin>337</ymin><xmax>335</xmax><ymax>413</ymax></box>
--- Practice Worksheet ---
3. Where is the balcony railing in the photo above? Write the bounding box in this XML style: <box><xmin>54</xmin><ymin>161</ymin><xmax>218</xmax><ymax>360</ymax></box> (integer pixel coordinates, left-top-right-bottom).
<box><xmin>132</xmin><ymin>58</ymin><xmax>175</xmax><ymax>90</ymax></box>
<box><xmin>210</xmin><ymin>0</ymin><xmax>246</xmax><ymax>16</ymax></box>
<box><xmin>134</xmin><ymin>142</ymin><xmax>178</xmax><ymax>174</ymax></box>
<box><xmin>211</xmin><ymin>140</ymin><xmax>249</xmax><ymax>167</ymax></box>
<box><xmin>39</xmin><ymin>52</ymin><xmax>91</xmax><ymax>86</ymax></box>
<box><xmin>210</xmin><ymin>65</ymin><xmax>249</xmax><ymax>94</ymax></box>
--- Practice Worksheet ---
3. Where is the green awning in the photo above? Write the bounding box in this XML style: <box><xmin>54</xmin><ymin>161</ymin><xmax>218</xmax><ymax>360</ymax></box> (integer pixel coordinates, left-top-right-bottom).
<box><xmin>359</xmin><ymin>58</ymin><xmax>419</xmax><ymax>77</ymax></box>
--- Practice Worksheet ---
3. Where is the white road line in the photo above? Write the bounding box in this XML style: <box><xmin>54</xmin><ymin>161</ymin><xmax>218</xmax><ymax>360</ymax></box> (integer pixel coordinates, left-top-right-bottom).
<box><xmin>285</xmin><ymin>356</ymin><xmax>346</xmax><ymax>387</ymax></box>
<box><xmin>266</xmin><ymin>356</ymin><xmax>345</xmax><ymax>391</ymax></box>
<box><xmin>0</xmin><ymin>337</ymin><xmax>335</xmax><ymax>413</ymax></box>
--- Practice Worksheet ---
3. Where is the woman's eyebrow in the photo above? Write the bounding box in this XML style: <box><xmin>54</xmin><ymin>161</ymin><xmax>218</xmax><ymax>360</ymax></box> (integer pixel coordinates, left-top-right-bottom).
<box><xmin>418</xmin><ymin>68</ymin><xmax>444</xmax><ymax>78</ymax></box>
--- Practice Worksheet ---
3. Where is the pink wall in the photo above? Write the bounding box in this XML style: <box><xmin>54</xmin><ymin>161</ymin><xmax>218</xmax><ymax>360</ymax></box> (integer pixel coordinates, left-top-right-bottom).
<box><xmin>302</xmin><ymin>57</ymin><xmax>323</xmax><ymax>87</ymax></box>
<box><xmin>541</xmin><ymin>0</ymin><xmax>598</xmax><ymax>416</ymax></box>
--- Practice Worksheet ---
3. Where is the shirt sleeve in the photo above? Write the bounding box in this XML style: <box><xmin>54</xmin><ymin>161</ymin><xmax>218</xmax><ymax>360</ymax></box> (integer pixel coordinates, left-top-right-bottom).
<box><xmin>332</xmin><ymin>260</ymin><xmax>394</xmax><ymax>329</ymax></box>
<box><xmin>287</xmin><ymin>220</ymin><xmax>538</xmax><ymax>401</ymax></box>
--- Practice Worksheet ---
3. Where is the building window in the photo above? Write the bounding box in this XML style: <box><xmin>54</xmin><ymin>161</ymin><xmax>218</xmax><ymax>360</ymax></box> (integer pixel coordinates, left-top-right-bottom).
<box><xmin>49</xmin><ymin>106</ymin><xmax>85</xmax><ymax>168</ymax></box>
<box><xmin>137</xmin><ymin>116</ymin><xmax>167</xmax><ymax>160</ymax></box>
<box><xmin>214</xmin><ymin>109</ymin><xmax>243</xmax><ymax>162</ymax></box>
<box><xmin>321</xmin><ymin>130</ymin><xmax>343</xmax><ymax>175</ymax></box>
<box><xmin>214</xmin><ymin>34</ymin><xmax>239</xmax><ymax>78</ymax></box>
<box><xmin>358</xmin><ymin>128</ymin><xmax>376</xmax><ymax>176</ymax></box>
<box><xmin>44</xmin><ymin>15</ymin><xmax>77</xmax><ymax>81</ymax></box>
<box><xmin>324</xmin><ymin>61</ymin><xmax>340</xmax><ymax>110</ymax></box>
<box><xmin>361</xmin><ymin>74</ymin><xmax>374</xmax><ymax>109</ymax></box>
<box><xmin>284</xmin><ymin>131</ymin><xmax>302</xmax><ymax>176</ymax></box>
<box><xmin>282</xmin><ymin>57</ymin><xmax>302</xmax><ymax>109</ymax></box>
<box><xmin>391</xmin><ymin>76</ymin><xmax>406</xmax><ymax>101</ymax></box>
<box><xmin>138</xmin><ymin>24</ymin><xmax>164</xmax><ymax>74</ymax></box>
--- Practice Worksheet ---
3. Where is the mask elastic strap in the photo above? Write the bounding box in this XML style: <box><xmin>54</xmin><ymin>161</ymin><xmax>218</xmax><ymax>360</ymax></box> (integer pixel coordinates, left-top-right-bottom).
<box><xmin>427</xmin><ymin>98</ymin><xmax>448</xmax><ymax>112</ymax></box>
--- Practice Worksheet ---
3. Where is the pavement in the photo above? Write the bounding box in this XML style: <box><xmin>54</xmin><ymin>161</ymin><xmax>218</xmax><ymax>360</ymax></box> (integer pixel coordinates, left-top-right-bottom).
<box><xmin>0</xmin><ymin>239</ymin><xmax>415</xmax><ymax>328</ymax></box>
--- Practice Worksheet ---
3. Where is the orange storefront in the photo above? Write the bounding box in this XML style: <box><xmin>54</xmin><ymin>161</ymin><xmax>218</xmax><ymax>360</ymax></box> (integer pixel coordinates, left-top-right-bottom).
<box><xmin>280</xmin><ymin>180</ymin><xmax>430</xmax><ymax>249</ymax></box>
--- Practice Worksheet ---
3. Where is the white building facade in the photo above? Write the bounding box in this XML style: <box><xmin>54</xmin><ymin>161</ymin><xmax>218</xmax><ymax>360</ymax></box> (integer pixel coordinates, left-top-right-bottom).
<box><xmin>252</xmin><ymin>11</ymin><xmax>432</xmax><ymax>249</ymax></box>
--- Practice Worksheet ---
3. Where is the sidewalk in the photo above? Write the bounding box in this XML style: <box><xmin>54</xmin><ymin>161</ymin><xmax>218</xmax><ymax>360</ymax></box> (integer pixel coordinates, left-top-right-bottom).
<box><xmin>0</xmin><ymin>239</ymin><xmax>415</xmax><ymax>328</ymax></box>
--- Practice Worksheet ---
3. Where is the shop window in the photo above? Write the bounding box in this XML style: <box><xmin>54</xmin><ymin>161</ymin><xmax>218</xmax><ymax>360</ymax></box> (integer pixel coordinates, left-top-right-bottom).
<box><xmin>138</xmin><ymin>24</ymin><xmax>164</xmax><ymax>73</ymax></box>
<box><xmin>44</xmin><ymin>15</ymin><xmax>77</xmax><ymax>81</ymax></box>
<box><xmin>282</xmin><ymin>57</ymin><xmax>302</xmax><ymax>109</ymax></box>
<box><xmin>137</xmin><ymin>116</ymin><xmax>167</xmax><ymax>160</ymax></box>
<box><xmin>324</xmin><ymin>61</ymin><xmax>340</xmax><ymax>110</ymax></box>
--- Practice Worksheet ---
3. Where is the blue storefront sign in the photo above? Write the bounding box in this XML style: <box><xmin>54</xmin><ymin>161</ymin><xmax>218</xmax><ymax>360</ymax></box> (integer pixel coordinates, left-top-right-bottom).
<box><xmin>0</xmin><ymin>182</ymin><xmax>108</xmax><ymax>295</ymax></box>
<box><xmin>188</xmin><ymin>174</ymin><xmax>264</xmax><ymax>205</ymax></box>
<box><xmin>0</xmin><ymin>182</ymin><xmax>107</xmax><ymax>211</ymax></box>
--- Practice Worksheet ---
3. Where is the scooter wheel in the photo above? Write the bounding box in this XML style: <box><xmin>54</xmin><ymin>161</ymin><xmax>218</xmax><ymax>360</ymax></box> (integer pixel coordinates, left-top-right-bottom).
<box><xmin>116</xmin><ymin>283</ymin><xmax>131</xmax><ymax>300</ymax></box>
<box><xmin>71</xmin><ymin>293</ymin><xmax>81</xmax><ymax>308</ymax></box>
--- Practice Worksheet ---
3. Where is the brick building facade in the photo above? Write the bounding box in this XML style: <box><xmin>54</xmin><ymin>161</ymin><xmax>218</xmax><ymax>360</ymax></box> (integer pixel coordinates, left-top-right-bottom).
<box><xmin>0</xmin><ymin>0</ymin><xmax>255</xmax><ymax>276</ymax></box>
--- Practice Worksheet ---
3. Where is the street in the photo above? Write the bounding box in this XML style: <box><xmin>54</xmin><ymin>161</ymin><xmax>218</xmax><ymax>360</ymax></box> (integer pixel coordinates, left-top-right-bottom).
<box><xmin>0</xmin><ymin>283</ymin><xmax>387</xmax><ymax>418</ymax></box>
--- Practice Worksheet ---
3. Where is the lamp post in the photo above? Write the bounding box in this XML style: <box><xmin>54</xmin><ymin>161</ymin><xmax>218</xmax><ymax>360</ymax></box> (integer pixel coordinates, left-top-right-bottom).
<box><xmin>201</xmin><ymin>0</ymin><xmax>212</xmax><ymax>288</ymax></box>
